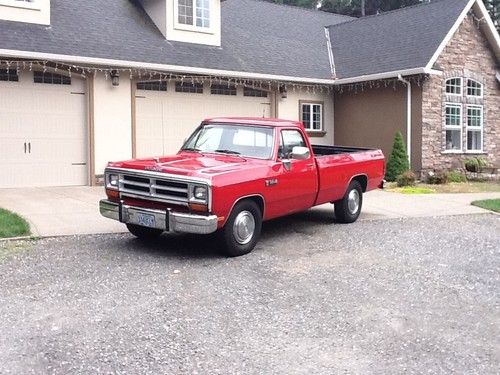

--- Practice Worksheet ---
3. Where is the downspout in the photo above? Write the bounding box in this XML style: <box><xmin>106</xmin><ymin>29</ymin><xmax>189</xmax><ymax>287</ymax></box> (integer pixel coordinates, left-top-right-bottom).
<box><xmin>397</xmin><ymin>75</ymin><xmax>411</xmax><ymax>167</ymax></box>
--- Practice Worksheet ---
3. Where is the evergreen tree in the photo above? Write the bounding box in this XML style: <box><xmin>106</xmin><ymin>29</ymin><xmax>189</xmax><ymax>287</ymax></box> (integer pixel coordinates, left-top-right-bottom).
<box><xmin>485</xmin><ymin>0</ymin><xmax>500</xmax><ymax>32</ymax></box>
<box><xmin>385</xmin><ymin>132</ymin><xmax>410</xmax><ymax>182</ymax></box>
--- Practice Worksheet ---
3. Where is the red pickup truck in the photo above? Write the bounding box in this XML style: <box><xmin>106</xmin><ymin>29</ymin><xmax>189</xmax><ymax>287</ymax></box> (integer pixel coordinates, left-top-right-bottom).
<box><xmin>100</xmin><ymin>118</ymin><xmax>385</xmax><ymax>256</ymax></box>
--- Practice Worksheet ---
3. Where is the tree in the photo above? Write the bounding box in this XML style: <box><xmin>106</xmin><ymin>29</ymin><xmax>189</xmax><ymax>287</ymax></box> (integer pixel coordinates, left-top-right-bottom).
<box><xmin>485</xmin><ymin>0</ymin><xmax>500</xmax><ymax>32</ymax></box>
<box><xmin>385</xmin><ymin>132</ymin><xmax>410</xmax><ymax>182</ymax></box>
<box><xmin>319</xmin><ymin>0</ymin><xmax>422</xmax><ymax>17</ymax></box>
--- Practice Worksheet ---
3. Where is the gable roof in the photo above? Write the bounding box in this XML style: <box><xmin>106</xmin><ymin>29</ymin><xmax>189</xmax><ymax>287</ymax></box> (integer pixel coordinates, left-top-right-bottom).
<box><xmin>327</xmin><ymin>0</ymin><xmax>471</xmax><ymax>81</ymax></box>
<box><xmin>0</xmin><ymin>0</ymin><xmax>351</xmax><ymax>82</ymax></box>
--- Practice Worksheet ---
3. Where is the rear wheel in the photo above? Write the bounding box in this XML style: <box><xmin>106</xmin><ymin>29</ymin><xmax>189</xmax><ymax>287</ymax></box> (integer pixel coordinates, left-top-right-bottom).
<box><xmin>222</xmin><ymin>200</ymin><xmax>262</xmax><ymax>257</ymax></box>
<box><xmin>126</xmin><ymin>224</ymin><xmax>163</xmax><ymax>240</ymax></box>
<box><xmin>334</xmin><ymin>180</ymin><xmax>363</xmax><ymax>223</ymax></box>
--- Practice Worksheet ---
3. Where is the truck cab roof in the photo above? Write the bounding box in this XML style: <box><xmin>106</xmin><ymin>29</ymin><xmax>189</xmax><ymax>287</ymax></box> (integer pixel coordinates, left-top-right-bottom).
<box><xmin>203</xmin><ymin>117</ymin><xmax>303</xmax><ymax>128</ymax></box>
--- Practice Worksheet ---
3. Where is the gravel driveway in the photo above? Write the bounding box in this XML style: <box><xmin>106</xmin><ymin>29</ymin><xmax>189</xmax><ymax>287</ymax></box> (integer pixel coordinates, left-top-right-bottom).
<box><xmin>0</xmin><ymin>213</ymin><xmax>499</xmax><ymax>374</ymax></box>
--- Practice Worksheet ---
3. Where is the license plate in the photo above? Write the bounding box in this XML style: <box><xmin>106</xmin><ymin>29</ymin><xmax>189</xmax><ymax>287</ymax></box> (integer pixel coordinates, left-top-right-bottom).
<box><xmin>137</xmin><ymin>212</ymin><xmax>156</xmax><ymax>228</ymax></box>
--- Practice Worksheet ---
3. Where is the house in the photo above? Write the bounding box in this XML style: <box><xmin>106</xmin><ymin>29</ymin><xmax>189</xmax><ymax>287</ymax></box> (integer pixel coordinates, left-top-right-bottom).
<box><xmin>0</xmin><ymin>0</ymin><xmax>498</xmax><ymax>188</ymax></box>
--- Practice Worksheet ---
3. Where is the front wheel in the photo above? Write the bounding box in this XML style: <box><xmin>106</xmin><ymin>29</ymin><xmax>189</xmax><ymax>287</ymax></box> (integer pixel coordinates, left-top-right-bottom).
<box><xmin>334</xmin><ymin>180</ymin><xmax>363</xmax><ymax>223</ymax></box>
<box><xmin>222</xmin><ymin>200</ymin><xmax>262</xmax><ymax>257</ymax></box>
<box><xmin>126</xmin><ymin>224</ymin><xmax>163</xmax><ymax>240</ymax></box>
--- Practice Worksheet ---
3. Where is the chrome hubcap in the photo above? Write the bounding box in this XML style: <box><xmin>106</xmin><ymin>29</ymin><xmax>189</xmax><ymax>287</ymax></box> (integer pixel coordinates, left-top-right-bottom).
<box><xmin>347</xmin><ymin>189</ymin><xmax>360</xmax><ymax>215</ymax></box>
<box><xmin>233</xmin><ymin>211</ymin><xmax>256</xmax><ymax>245</ymax></box>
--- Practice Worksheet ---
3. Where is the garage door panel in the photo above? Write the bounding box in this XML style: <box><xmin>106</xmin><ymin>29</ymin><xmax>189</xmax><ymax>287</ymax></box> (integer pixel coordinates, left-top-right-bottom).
<box><xmin>136</xmin><ymin>86</ymin><xmax>272</xmax><ymax>158</ymax></box>
<box><xmin>0</xmin><ymin>70</ymin><xmax>88</xmax><ymax>188</ymax></box>
<box><xmin>136</xmin><ymin>97</ymin><xmax>164</xmax><ymax>157</ymax></box>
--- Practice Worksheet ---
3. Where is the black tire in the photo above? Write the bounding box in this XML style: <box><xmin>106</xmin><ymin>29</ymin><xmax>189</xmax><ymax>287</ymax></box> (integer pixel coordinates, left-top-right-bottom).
<box><xmin>222</xmin><ymin>200</ymin><xmax>262</xmax><ymax>257</ymax></box>
<box><xmin>126</xmin><ymin>224</ymin><xmax>163</xmax><ymax>240</ymax></box>
<box><xmin>334</xmin><ymin>180</ymin><xmax>363</xmax><ymax>224</ymax></box>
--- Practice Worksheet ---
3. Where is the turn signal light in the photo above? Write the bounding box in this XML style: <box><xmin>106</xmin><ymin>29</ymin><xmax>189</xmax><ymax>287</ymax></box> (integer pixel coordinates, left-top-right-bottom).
<box><xmin>189</xmin><ymin>203</ymin><xmax>208</xmax><ymax>213</ymax></box>
<box><xmin>106</xmin><ymin>189</ymin><xmax>120</xmax><ymax>201</ymax></box>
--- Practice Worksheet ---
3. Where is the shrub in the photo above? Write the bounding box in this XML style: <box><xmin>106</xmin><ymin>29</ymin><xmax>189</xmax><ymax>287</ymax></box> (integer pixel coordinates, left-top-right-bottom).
<box><xmin>396</xmin><ymin>170</ymin><xmax>417</xmax><ymax>187</ymax></box>
<box><xmin>385</xmin><ymin>132</ymin><xmax>409</xmax><ymax>182</ymax></box>
<box><xmin>426</xmin><ymin>170</ymin><xmax>448</xmax><ymax>185</ymax></box>
<box><xmin>464</xmin><ymin>156</ymin><xmax>489</xmax><ymax>172</ymax></box>
<box><xmin>447</xmin><ymin>170</ymin><xmax>467</xmax><ymax>183</ymax></box>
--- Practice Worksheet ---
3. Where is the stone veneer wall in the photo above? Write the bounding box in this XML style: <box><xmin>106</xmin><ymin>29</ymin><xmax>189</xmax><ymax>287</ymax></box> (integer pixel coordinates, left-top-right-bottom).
<box><xmin>421</xmin><ymin>14</ymin><xmax>500</xmax><ymax>173</ymax></box>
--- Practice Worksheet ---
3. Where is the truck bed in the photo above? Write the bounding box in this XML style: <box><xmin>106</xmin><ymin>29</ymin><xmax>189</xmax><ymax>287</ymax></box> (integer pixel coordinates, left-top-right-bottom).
<box><xmin>312</xmin><ymin>145</ymin><xmax>373</xmax><ymax>156</ymax></box>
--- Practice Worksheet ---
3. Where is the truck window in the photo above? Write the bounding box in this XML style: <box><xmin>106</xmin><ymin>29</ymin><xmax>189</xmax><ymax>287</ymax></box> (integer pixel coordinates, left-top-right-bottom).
<box><xmin>182</xmin><ymin>124</ymin><xmax>274</xmax><ymax>159</ymax></box>
<box><xmin>279</xmin><ymin>130</ymin><xmax>306</xmax><ymax>159</ymax></box>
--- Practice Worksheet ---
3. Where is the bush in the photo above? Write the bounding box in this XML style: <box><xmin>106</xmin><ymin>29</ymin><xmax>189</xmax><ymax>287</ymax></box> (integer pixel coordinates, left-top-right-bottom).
<box><xmin>447</xmin><ymin>170</ymin><xmax>467</xmax><ymax>183</ymax></box>
<box><xmin>464</xmin><ymin>156</ymin><xmax>489</xmax><ymax>172</ymax></box>
<box><xmin>426</xmin><ymin>170</ymin><xmax>448</xmax><ymax>185</ymax></box>
<box><xmin>396</xmin><ymin>170</ymin><xmax>417</xmax><ymax>187</ymax></box>
<box><xmin>385</xmin><ymin>132</ymin><xmax>409</xmax><ymax>182</ymax></box>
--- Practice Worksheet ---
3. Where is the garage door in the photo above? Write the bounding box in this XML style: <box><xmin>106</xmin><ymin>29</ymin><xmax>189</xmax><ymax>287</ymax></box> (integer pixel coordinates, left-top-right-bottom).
<box><xmin>135</xmin><ymin>82</ymin><xmax>272</xmax><ymax>157</ymax></box>
<box><xmin>0</xmin><ymin>69</ymin><xmax>88</xmax><ymax>188</ymax></box>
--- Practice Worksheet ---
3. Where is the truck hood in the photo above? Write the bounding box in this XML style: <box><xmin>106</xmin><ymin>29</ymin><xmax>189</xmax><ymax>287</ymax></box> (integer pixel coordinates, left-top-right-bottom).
<box><xmin>108</xmin><ymin>151</ymin><xmax>268</xmax><ymax>181</ymax></box>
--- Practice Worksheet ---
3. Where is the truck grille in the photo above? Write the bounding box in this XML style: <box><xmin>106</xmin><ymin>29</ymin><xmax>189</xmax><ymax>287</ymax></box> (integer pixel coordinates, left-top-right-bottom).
<box><xmin>119</xmin><ymin>173</ymin><xmax>189</xmax><ymax>204</ymax></box>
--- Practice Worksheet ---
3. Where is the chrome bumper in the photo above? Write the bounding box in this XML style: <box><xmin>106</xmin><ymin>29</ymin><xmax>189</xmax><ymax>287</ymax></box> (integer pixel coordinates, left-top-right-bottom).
<box><xmin>99</xmin><ymin>200</ymin><xmax>218</xmax><ymax>235</ymax></box>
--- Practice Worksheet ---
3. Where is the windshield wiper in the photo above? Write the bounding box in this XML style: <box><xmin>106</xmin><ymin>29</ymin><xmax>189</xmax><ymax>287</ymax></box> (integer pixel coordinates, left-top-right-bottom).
<box><xmin>182</xmin><ymin>147</ymin><xmax>201</xmax><ymax>152</ymax></box>
<box><xmin>214</xmin><ymin>149</ymin><xmax>241</xmax><ymax>155</ymax></box>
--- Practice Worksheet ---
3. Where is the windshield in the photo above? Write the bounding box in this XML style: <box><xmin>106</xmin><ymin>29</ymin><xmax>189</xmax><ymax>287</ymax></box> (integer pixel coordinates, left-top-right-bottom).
<box><xmin>181</xmin><ymin>124</ymin><xmax>275</xmax><ymax>159</ymax></box>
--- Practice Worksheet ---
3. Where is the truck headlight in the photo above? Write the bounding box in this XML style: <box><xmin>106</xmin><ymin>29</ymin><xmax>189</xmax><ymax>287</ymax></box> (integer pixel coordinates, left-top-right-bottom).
<box><xmin>108</xmin><ymin>174</ymin><xmax>119</xmax><ymax>188</ymax></box>
<box><xmin>193</xmin><ymin>186</ymin><xmax>207</xmax><ymax>201</ymax></box>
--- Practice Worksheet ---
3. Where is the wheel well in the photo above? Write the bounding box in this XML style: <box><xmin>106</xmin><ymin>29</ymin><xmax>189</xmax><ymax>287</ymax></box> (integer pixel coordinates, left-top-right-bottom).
<box><xmin>234</xmin><ymin>195</ymin><xmax>265</xmax><ymax>217</ymax></box>
<box><xmin>351</xmin><ymin>175</ymin><xmax>368</xmax><ymax>192</ymax></box>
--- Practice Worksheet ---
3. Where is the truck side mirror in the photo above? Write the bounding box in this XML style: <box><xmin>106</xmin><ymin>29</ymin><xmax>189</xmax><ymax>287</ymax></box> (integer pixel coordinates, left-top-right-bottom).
<box><xmin>290</xmin><ymin>146</ymin><xmax>310</xmax><ymax>160</ymax></box>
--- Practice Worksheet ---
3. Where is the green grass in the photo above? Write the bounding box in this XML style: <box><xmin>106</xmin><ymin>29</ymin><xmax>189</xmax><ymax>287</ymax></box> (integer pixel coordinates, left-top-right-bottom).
<box><xmin>0</xmin><ymin>208</ymin><xmax>30</xmax><ymax>238</ymax></box>
<box><xmin>391</xmin><ymin>186</ymin><xmax>435</xmax><ymax>194</ymax></box>
<box><xmin>471</xmin><ymin>199</ymin><xmax>500</xmax><ymax>213</ymax></box>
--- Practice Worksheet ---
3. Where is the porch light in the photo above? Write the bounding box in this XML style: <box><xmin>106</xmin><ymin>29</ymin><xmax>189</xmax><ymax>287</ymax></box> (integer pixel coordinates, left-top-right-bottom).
<box><xmin>279</xmin><ymin>85</ymin><xmax>287</xmax><ymax>99</ymax></box>
<box><xmin>111</xmin><ymin>70</ymin><xmax>120</xmax><ymax>86</ymax></box>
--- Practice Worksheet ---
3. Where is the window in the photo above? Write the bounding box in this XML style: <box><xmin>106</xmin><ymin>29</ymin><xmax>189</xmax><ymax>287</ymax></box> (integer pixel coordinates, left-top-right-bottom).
<box><xmin>33</xmin><ymin>71</ymin><xmax>71</xmax><ymax>85</ymax></box>
<box><xmin>300</xmin><ymin>102</ymin><xmax>323</xmax><ymax>131</ymax></box>
<box><xmin>182</xmin><ymin>124</ymin><xmax>274</xmax><ymax>159</ymax></box>
<box><xmin>466</xmin><ymin>79</ymin><xmax>483</xmax><ymax>97</ymax></box>
<box><xmin>466</xmin><ymin>105</ymin><xmax>483</xmax><ymax>151</ymax></box>
<box><xmin>137</xmin><ymin>81</ymin><xmax>167</xmax><ymax>91</ymax></box>
<box><xmin>175</xmin><ymin>81</ymin><xmax>203</xmax><ymax>93</ymax></box>
<box><xmin>177</xmin><ymin>0</ymin><xmax>210</xmax><ymax>28</ymax></box>
<box><xmin>444</xmin><ymin>104</ymin><xmax>462</xmax><ymax>151</ymax></box>
<box><xmin>445</xmin><ymin>77</ymin><xmax>462</xmax><ymax>95</ymax></box>
<box><xmin>0</xmin><ymin>69</ymin><xmax>19</xmax><ymax>82</ymax></box>
<box><xmin>210</xmin><ymin>84</ymin><xmax>236</xmax><ymax>96</ymax></box>
<box><xmin>243</xmin><ymin>87</ymin><xmax>268</xmax><ymax>98</ymax></box>
<box><xmin>279</xmin><ymin>130</ymin><xmax>307</xmax><ymax>159</ymax></box>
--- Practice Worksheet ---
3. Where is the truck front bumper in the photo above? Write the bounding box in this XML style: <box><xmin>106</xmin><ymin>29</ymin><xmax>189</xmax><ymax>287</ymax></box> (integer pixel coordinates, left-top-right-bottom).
<box><xmin>99</xmin><ymin>200</ymin><xmax>218</xmax><ymax>235</ymax></box>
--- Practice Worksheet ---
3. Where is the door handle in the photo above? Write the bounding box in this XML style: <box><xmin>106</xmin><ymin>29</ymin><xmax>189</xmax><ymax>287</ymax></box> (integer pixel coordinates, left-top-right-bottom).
<box><xmin>28</xmin><ymin>142</ymin><xmax>31</xmax><ymax>154</ymax></box>
<box><xmin>24</xmin><ymin>142</ymin><xmax>27</xmax><ymax>154</ymax></box>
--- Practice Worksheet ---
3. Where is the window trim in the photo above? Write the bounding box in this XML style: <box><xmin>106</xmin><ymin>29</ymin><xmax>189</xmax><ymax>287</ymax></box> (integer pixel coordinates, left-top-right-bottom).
<box><xmin>174</xmin><ymin>0</ymin><xmax>214</xmax><ymax>34</ymax></box>
<box><xmin>445</xmin><ymin>77</ymin><xmax>463</xmax><ymax>97</ymax></box>
<box><xmin>443</xmin><ymin>102</ymin><xmax>463</xmax><ymax>153</ymax></box>
<box><xmin>299</xmin><ymin>100</ymin><xmax>324</xmax><ymax>133</ymax></box>
<box><xmin>465</xmin><ymin>104</ymin><xmax>484</xmax><ymax>153</ymax></box>
<box><xmin>466</xmin><ymin>78</ymin><xmax>483</xmax><ymax>99</ymax></box>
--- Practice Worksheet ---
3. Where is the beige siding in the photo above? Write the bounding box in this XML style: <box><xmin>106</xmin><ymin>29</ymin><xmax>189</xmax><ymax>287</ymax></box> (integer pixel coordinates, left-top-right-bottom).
<box><xmin>277</xmin><ymin>87</ymin><xmax>334</xmax><ymax>145</ymax></box>
<box><xmin>92</xmin><ymin>72</ymin><xmax>133</xmax><ymax>176</ymax></box>
<box><xmin>334</xmin><ymin>84</ymin><xmax>423</xmax><ymax>170</ymax></box>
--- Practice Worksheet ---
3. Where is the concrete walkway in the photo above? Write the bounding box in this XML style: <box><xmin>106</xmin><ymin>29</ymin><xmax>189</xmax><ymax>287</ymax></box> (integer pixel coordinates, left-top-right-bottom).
<box><xmin>0</xmin><ymin>187</ymin><xmax>498</xmax><ymax>237</ymax></box>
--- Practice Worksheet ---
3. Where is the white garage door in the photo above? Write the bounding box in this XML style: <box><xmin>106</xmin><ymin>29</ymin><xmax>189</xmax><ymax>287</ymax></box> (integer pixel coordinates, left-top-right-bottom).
<box><xmin>0</xmin><ymin>69</ymin><xmax>88</xmax><ymax>188</ymax></box>
<box><xmin>135</xmin><ymin>82</ymin><xmax>272</xmax><ymax>157</ymax></box>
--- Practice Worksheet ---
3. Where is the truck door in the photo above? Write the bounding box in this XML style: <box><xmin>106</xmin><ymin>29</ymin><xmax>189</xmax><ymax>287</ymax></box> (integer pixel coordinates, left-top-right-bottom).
<box><xmin>269</xmin><ymin>129</ymin><xmax>318</xmax><ymax>215</ymax></box>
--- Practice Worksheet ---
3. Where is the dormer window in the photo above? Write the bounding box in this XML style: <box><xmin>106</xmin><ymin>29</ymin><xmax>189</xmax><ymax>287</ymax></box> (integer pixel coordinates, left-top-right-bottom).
<box><xmin>177</xmin><ymin>0</ymin><xmax>210</xmax><ymax>28</ymax></box>
<box><xmin>0</xmin><ymin>0</ymin><xmax>49</xmax><ymax>25</ymax></box>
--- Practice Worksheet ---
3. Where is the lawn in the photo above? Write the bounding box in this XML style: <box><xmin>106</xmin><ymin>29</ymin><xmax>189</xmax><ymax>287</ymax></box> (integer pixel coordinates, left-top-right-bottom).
<box><xmin>387</xmin><ymin>181</ymin><xmax>500</xmax><ymax>194</ymax></box>
<box><xmin>471</xmin><ymin>199</ymin><xmax>500</xmax><ymax>213</ymax></box>
<box><xmin>0</xmin><ymin>208</ymin><xmax>30</xmax><ymax>238</ymax></box>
